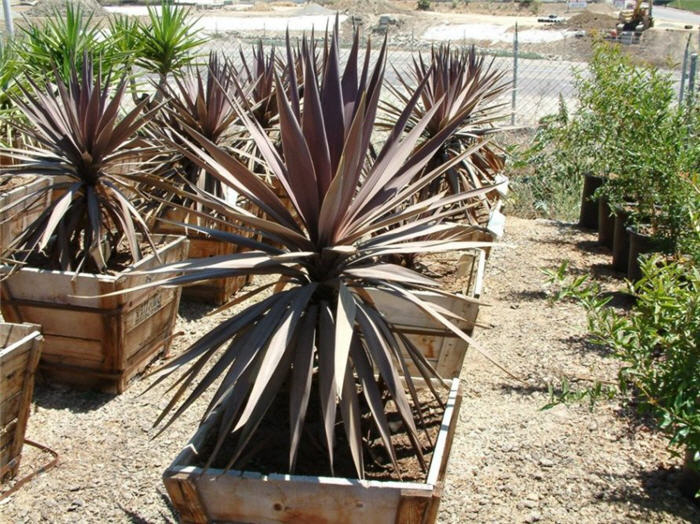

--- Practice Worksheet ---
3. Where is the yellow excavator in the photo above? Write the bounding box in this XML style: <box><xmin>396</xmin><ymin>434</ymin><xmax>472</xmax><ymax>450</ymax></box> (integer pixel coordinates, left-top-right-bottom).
<box><xmin>618</xmin><ymin>0</ymin><xmax>654</xmax><ymax>32</ymax></box>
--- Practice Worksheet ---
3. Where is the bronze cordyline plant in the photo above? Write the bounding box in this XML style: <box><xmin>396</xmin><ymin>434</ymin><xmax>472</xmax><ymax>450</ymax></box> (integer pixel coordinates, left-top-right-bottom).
<box><xmin>228</xmin><ymin>40</ymin><xmax>282</xmax><ymax>181</ymax></box>
<box><xmin>132</xmin><ymin>25</ymin><xmax>500</xmax><ymax>479</ymax></box>
<box><xmin>381</xmin><ymin>44</ymin><xmax>510</xmax><ymax>224</ymax></box>
<box><xmin>149</xmin><ymin>51</ymin><xmax>238</xmax><ymax>209</ymax></box>
<box><xmin>0</xmin><ymin>56</ymin><xmax>157</xmax><ymax>273</ymax></box>
<box><xmin>231</xmin><ymin>35</ymin><xmax>320</xmax><ymax>174</ymax></box>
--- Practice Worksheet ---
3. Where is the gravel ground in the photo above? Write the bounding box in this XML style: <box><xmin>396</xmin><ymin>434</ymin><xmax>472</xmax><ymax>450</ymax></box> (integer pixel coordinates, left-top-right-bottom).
<box><xmin>439</xmin><ymin>217</ymin><xmax>699</xmax><ymax>524</ymax></box>
<box><xmin>1</xmin><ymin>216</ymin><xmax>699</xmax><ymax>523</ymax></box>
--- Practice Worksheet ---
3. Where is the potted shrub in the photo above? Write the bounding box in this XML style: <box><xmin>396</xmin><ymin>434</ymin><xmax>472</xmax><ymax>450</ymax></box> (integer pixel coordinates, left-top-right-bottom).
<box><xmin>0</xmin><ymin>57</ymin><xmax>187</xmax><ymax>393</ymax></box>
<box><xmin>0</xmin><ymin>323</ymin><xmax>42</xmax><ymax>481</ymax></box>
<box><xmin>139</xmin><ymin>26</ymin><xmax>501</xmax><ymax>522</ymax></box>
<box><xmin>145</xmin><ymin>52</ymin><xmax>248</xmax><ymax>305</ymax></box>
<box><xmin>597</xmin><ymin>192</ymin><xmax>615</xmax><ymax>249</ymax></box>
<box><xmin>579</xmin><ymin>171</ymin><xmax>604</xmax><ymax>229</ymax></box>
<box><xmin>569</xmin><ymin>44</ymin><xmax>624</xmax><ymax>230</ymax></box>
<box><xmin>620</xmin><ymin>106</ymin><xmax>692</xmax><ymax>280</ymax></box>
<box><xmin>379</xmin><ymin>43</ymin><xmax>510</xmax><ymax>232</ymax></box>
<box><xmin>569</xmin><ymin>43</ymin><xmax>656</xmax><ymax>231</ymax></box>
<box><xmin>578</xmin><ymin>42</ymin><xmax>682</xmax><ymax>269</ymax></box>
<box><xmin>592</xmin><ymin>257</ymin><xmax>699</xmax><ymax>499</ymax></box>
<box><xmin>611</xmin><ymin>202</ymin><xmax>635</xmax><ymax>272</ymax></box>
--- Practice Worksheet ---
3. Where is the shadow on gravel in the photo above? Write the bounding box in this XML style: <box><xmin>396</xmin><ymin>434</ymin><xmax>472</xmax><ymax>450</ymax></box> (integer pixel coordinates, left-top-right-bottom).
<box><xmin>506</xmin><ymin>289</ymin><xmax>548</xmax><ymax>302</ymax></box>
<box><xmin>594</xmin><ymin>467</ymin><xmax>700</xmax><ymax>521</ymax></box>
<box><xmin>575</xmin><ymin>239</ymin><xmax>609</xmax><ymax>254</ymax></box>
<box><xmin>601</xmin><ymin>290</ymin><xmax>635</xmax><ymax>310</ymax></box>
<box><xmin>178</xmin><ymin>299</ymin><xmax>218</xmax><ymax>321</ymax></box>
<box><xmin>119</xmin><ymin>492</ymin><xmax>179</xmax><ymax>523</ymax></box>
<box><xmin>559</xmin><ymin>334</ymin><xmax>612</xmax><ymax>357</ymax></box>
<box><xmin>158</xmin><ymin>491</ymin><xmax>180</xmax><ymax>523</ymax></box>
<box><xmin>588</xmin><ymin>262</ymin><xmax>623</xmax><ymax>280</ymax></box>
<box><xmin>499</xmin><ymin>383</ymin><xmax>549</xmax><ymax>396</ymax></box>
<box><xmin>119</xmin><ymin>507</ymin><xmax>150</xmax><ymax>524</ymax></box>
<box><xmin>32</xmin><ymin>383</ymin><xmax>114</xmax><ymax>412</ymax></box>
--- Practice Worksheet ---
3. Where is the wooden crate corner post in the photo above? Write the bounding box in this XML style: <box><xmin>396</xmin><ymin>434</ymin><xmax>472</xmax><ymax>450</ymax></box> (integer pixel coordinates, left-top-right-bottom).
<box><xmin>0</xmin><ymin>323</ymin><xmax>43</xmax><ymax>481</ymax></box>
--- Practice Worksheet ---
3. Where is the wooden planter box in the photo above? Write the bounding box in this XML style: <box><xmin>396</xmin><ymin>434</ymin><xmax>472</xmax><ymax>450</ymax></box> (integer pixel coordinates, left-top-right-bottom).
<box><xmin>0</xmin><ymin>178</ymin><xmax>52</xmax><ymax>250</ymax></box>
<box><xmin>367</xmin><ymin>248</ymin><xmax>486</xmax><ymax>379</ymax></box>
<box><xmin>0</xmin><ymin>235</ymin><xmax>188</xmax><ymax>394</ymax></box>
<box><xmin>156</xmin><ymin>207</ymin><xmax>248</xmax><ymax>306</ymax></box>
<box><xmin>0</xmin><ymin>323</ymin><xmax>43</xmax><ymax>481</ymax></box>
<box><xmin>163</xmin><ymin>378</ymin><xmax>462</xmax><ymax>524</ymax></box>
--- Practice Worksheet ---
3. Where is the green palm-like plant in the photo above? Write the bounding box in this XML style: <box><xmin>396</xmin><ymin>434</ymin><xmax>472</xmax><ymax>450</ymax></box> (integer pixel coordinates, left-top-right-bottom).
<box><xmin>107</xmin><ymin>14</ymin><xmax>143</xmax><ymax>57</ymax></box>
<box><xmin>0</xmin><ymin>39</ymin><xmax>18</xmax><ymax>111</ymax></box>
<box><xmin>136</xmin><ymin>2</ymin><xmax>205</xmax><ymax>88</ymax></box>
<box><xmin>0</xmin><ymin>39</ymin><xmax>22</xmax><ymax>157</ymax></box>
<box><xmin>105</xmin><ymin>14</ymin><xmax>147</xmax><ymax>104</ymax></box>
<box><xmin>106</xmin><ymin>14</ymin><xmax>144</xmax><ymax>73</ymax></box>
<box><xmin>380</xmin><ymin>44</ymin><xmax>509</xmax><ymax>224</ymax></box>
<box><xmin>0</xmin><ymin>56</ymin><xmax>159</xmax><ymax>273</ymax></box>
<box><xmin>15</xmin><ymin>3</ymin><xmax>123</xmax><ymax>82</ymax></box>
<box><xmin>130</xmin><ymin>25</ymin><xmax>501</xmax><ymax>479</ymax></box>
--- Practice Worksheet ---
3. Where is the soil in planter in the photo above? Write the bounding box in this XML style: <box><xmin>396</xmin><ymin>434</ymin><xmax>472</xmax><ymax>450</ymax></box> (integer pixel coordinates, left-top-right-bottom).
<box><xmin>194</xmin><ymin>380</ymin><xmax>447</xmax><ymax>483</ymax></box>
<box><xmin>415</xmin><ymin>252</ymin><xmax>475</xmax><ymax>294</ymax></box>
<box><xmin>21</xmin><ymin>237</ymin><xmax>158</xmax><ymax>274</ymax></box>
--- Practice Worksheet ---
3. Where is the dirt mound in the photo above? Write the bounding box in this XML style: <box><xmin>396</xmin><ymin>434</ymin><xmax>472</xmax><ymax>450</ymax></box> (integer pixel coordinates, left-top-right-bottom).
<box><xmin>26</xmin><ymin>0</ymin><xmax>107</xmax><ymax>18</ymax></box>
<box><xmin>563</xmin><ymin>11</ymin><xmax>617</xmax><ymax>32</ymax></box>
<box><xmin>294</xmin><ymin>2</ymin><xmax>336</xmax><ymax>16</ymax></box>
<box><xmin>323</xmin><ymin>0</ymin><xmax>410</xmax><ymax>15</ymax></box>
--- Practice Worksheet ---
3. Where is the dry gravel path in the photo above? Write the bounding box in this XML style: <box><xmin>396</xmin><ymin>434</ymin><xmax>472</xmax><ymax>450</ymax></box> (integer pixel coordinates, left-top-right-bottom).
<box><xmin>439</xmin><ymin>217</ymin><xmax>699</xmax><ymax>524</ymax></box>
<box><xmin>1</xmin><ymin>216</ymin><xmax>699</xmax><ymax>523</ymax></box>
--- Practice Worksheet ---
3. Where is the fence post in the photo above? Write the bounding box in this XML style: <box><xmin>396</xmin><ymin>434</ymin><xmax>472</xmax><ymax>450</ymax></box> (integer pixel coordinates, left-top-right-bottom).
<box><xmin>511</xmin><ymin>22</ymin><xmax>518</xmax><ymax>126</ymax></box>
<box><xmin>679</xmin><ymin>34</ymin><xmax>691</xmax><ymax>104</ymax></box>
<box><xmin>2</xmin><ymin>0</ymin><xmax>14</xmax><ymax>38</ymax></box>
<box><xmin>688</xmin><ymin>53</ymin><xmax>698</xmax><ymax>109</ymax></box>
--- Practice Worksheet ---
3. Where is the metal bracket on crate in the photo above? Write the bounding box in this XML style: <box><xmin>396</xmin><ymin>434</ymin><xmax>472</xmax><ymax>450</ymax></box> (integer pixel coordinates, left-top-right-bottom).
<box><xmin>0</xmin><ymin>440</ymin><xmax>59</xmax><ymax>501</ymax></box>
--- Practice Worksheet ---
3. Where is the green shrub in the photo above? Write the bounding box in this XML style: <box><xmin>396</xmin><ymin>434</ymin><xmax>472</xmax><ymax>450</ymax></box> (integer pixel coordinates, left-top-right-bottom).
<box><xmin>417</xmin><ymin>0</ymin><xmax>431</xmax><ymax>10</ymax></box>
<box><xmin>13</xmin><ymin>3</ymin><xmax>125</xmax><ymax>82</ymax></box>
<box><xmin>594</xmin><ymin>258</ymin><xmax>699</xmax><ymax>487</ymax></box>
<box><xmin>510</xmin><ymin>39</ymin><xmax>700</xmax><ymax>246</ymax></box>
<box><xmin>508</xmin><ymin>97</ymin><xmax>586</xmax><ymax>221</ymax></box>
<box><xmin>135</xmin><ymin>2</ymin><xmax>205</xmax><ymax>87</ymax></box>
<box><xmin>545</xmin><ymin>257</ymin><xmax>700</xmax><ymax>495</ymax></box>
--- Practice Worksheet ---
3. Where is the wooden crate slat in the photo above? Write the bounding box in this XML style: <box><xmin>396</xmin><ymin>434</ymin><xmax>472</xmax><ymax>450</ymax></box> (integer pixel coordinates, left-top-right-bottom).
<box><xmin>163</xmin><ymin>378</ymin><xmax>462</xmax><ymax>524</ymax></box>
<box><xmin>0</xmin><ymin>179</ymin><xmax>52</xmax><ymax>250</ymax></box>
<box><xmin>0</xmin><ymin>236</ymin><xmax>187</xmax><ymax>394</ymax></box>
<box><xmin>0</xmin><ymin>323</ymin><xmax>42</xmax><ymax>481</ymax></box>
<box><xmin>366</xmin><ymin>249</ymin><xmax>485</xmax><ymax>379</ymax></box>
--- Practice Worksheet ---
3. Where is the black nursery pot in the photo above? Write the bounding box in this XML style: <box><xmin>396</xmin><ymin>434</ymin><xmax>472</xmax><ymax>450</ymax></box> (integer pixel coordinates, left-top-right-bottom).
<box><xmin>597</xmin><ymin>197</ymin><xmax>614</xmax><ymax>249</ymax></box>
<box><xmin>679</xmin><ymin>451</ymin><xmax>700</xmax><ymax>503</ymax></box>
<box><xmin>626</xmin><ymin>226</ymin><xmax>668</xmax><ymax>281</ymax></box>
<box><xmin>579</xmin><ymin>173</ymin><xmax>604</xmax><ymax>229</ymax></box>
<box><xmin>612</xmin><ymin>206</ymin><xmax>632</xmax><ymax>272</ymax></box>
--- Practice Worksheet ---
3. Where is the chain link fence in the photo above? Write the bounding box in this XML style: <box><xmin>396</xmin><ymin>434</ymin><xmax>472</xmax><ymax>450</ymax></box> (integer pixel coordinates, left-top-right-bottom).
<box><xmin>3</xmin><ymin>0</ymin><xmax>693</xmax><ymax>128</ymax></box>
<box><xmin>203</xmin><ymin>23</ymin><xmax>697</xmax><ymax>128</ymax></box>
